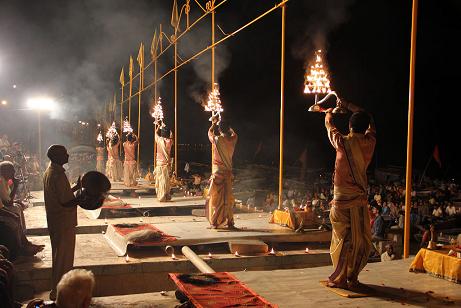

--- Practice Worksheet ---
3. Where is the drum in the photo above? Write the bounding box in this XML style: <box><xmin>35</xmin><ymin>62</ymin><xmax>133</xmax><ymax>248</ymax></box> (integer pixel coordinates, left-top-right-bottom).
<box><xmin>78</xmin><ymin>171</ymin><xmax>111</xmax><ymax>210</ymax></box>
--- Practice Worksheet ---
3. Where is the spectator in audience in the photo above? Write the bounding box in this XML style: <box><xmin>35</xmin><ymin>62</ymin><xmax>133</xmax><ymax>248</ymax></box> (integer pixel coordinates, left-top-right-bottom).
<box><xmin>371</xmin><ymin>206</ymin><xmax>385</xmax><ymax>240</ymax></box>
<box><xmin>382</xmin><ymin>202</ymin><xmax>390</xmax><ymax>215</ymax></box>
<box><xmin>432</xmin><ymin>205</ymin><xmax>443</xmax><ymax>218</ymax></box>
<box><xmin>26</xmin><ymin>269</ymin><xmax>95</xmax><ymax>308</ymax></box>
<box><xmin>0</xmin><ymin>245</ymin><xmax>18</xmax><ymax>308</ymax></box>
<box><xmin>389</xmin><ymin>201</ymin><xmax>399</xmax><ymax>218</ymax></box>
<box><xmin>398</xmin><ymin>210</ymin><xmax>405</xmax><ymax>229</ymax></box>
<box><xmin>0</xmin><ymin>161</ymin><xmax>44</xmax><ymax>259</ymax></box>
<box><xmin>0</xmin><ymin>135</ymin><xmax>10</xmax><ymax>154</ymax></box>
<box><xmin>446</xmin><ymin>202</ymin><xmax>457</xmax><ymax>216</ymax></box>
<box><xmin>381</xmin><ymin>244</ymin><xmax>396</xmax><ymax>261</ymax></box>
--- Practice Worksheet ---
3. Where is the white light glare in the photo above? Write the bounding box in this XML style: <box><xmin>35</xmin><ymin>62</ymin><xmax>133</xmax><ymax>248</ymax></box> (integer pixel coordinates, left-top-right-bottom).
<box><xmin>27</xmin><ymin>97</ymin><xmax>56</xmax><ymax>111</ymax></box>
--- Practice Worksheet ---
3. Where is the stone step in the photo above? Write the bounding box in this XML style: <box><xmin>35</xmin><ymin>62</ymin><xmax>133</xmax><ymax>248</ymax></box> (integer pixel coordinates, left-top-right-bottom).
<box><xmin>16</xmin><ymin>248</ymin><xmax>330</xmax><ymax>301</ymax></box>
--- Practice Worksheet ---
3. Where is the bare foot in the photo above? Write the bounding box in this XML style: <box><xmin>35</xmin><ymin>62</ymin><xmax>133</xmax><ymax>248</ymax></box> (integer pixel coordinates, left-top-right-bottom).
<box><xmin>327</xmin><ymin>281</ymin><xmax>348</xmax><ymax>289</ymax></box>
<box><xmin>347</xmin><ymin>280</ymin><xmax>371</xmax><ymax>292</ymax></box>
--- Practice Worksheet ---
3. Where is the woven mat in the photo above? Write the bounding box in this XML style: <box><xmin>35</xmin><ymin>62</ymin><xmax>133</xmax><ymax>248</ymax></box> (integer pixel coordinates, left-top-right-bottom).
<box><xmin>169</xmin><ymin>272</ymin><xmax>277</xmax><ymax>308</ymax></box>
<box><xmin>112</xmin><ymin>223</ymin><xmax>177</xmax><ymax>246</ymax></box>
<box><xmin>104</xmin><ymin>223</ymin><xmax>177</xmax><ymax>256</ymax></box>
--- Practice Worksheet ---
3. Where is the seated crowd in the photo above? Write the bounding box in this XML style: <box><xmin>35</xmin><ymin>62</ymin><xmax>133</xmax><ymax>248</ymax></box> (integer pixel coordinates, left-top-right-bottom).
<box><xmin>259</xmin><ymin>175</ymin><xmax>460</xmax><ymax>258</ymax></box>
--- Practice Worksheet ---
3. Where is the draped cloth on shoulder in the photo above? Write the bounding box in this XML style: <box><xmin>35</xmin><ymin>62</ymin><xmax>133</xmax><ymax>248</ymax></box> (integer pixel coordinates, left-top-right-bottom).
<box><xmin>155</xmin><ymin>135</ymin><xmax>172</xmax><ymax>202</ymax></box>
<box><xmin>206</xmin><ymin>136</ymin><xmax>235</xmax><ymax>228</ymax></box>
<box><xmin>329</xmin><ymin>134</ymin><xmax>372</xmax><ymax>285</ymax></box>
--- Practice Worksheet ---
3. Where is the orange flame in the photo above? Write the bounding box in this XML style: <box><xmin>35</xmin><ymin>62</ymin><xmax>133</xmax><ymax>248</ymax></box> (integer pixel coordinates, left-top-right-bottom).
<box><xmin>303</xmin><ymin>50</ymin><xmax>332</xmax><ymax>94</ymax></box>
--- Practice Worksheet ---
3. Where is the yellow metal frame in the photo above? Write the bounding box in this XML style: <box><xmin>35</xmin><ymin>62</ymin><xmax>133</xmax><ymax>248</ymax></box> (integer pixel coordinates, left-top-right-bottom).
<box><xmin>113</xmin><ymin>0</ymin><xmax>288</xmax><ymax>197</ymax></box>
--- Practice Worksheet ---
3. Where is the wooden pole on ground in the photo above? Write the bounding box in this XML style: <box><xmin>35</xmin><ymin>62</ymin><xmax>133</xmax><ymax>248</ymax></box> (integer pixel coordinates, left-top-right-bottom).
<box><xmin>182</xmin><ymin>246</ymin><xmax>215</xmax><ymax>273</ymax></box>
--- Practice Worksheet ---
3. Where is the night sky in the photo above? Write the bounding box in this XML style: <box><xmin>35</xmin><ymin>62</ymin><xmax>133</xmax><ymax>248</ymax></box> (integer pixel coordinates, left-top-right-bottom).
<box><xmin>0</xmin><ymin>1</ymin><xmax>459</xmax><ymax>180</ymax></box>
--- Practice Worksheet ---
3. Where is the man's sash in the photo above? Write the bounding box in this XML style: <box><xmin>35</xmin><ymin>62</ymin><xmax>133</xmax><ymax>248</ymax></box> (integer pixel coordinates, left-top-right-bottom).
<box><xmin>215</xmin><ymin>136</ymin><xmax>232</xmax><ymax>171</ymax></box>
<box><xmin>333</xmin><ymin>134</ymin><xmax>368</xmax><ymax>207</ymax></box>
<box><xmin>156</xmin><ymin>137</ymin><xmax>170</xmax><ymax>166</ymax></box>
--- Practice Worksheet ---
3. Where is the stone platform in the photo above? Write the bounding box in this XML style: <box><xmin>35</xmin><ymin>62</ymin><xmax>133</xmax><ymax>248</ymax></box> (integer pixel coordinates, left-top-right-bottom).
<box><xmin>84</xmin><ymin>195</ymin><xmax>205</xmax><ymax>219</ymax></box>
<box><xmin>87</xmin><ymin>259</ymin><xmax>461</xmax><ymax>307</ymax></box>
<box><xmin>15</xmin><ymin>234</ymin><xmax>331</xmax><ymax>300</ymax></box>
<box><xmin>17</xmin><ymin>199</ymin><xmax>332</xmax><ymax>301</ymax></box>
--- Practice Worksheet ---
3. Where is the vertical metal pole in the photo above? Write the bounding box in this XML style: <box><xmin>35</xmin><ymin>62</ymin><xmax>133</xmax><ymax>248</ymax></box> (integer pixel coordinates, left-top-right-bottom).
<box><xmin>174</xmin><ymin>34</ymin><xmax>178</xmax><ymax>175</ymax></box>
<box><xmin>278</xmin><ymin>4</ymin><xmax>286</xmax><ymax>209</ymax></box>
<box><xmin>137</xmin><ymin>46</ymin><xmax>143</xmax><ymax>171</ymax></box>
<box><xmin>38</xmin><ymin>111</ymin><xmax>42</xmax><ymax>171</ymax></box>
<box><xmin>113</xmin><ymin>93</ymin><xmax>116</xmax><ymax>123</ymax></box>
<box><xmin>404</xmin><ymin>0</ymin><xmax>418</xmax><ymax>258</ymax></box>
<box><xmin>154</xmin><ymin>58</ymin><xmax>158</xmax><ymax>170</ymax></box>
<box><xmin>129</xmin><ymin>67</ymin><xmax>133</xmax><ymax>122</ymax></box>
<box><xmin>120</xmin><ymin>85</ymin><xmax>124</xmax><ymax>152</ymax></box>
<box><xmin>211</xmin><ymin>7</ymin><xmax>215</xmax><ymax>85</ymax></box>
<box><xmin>210</xmin><ymin>4</ymin><xmax>216</xmax><ymax>171</ymax></box>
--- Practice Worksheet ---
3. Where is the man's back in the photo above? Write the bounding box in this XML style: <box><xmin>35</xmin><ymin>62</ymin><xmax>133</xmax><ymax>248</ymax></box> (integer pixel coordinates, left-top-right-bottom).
<box><xmin>123</xmin><ymin>142</ymin><xmax>136</xmax><ymax>161</ymax></box>
<box><xmin>210</xmin><ymin>134</ymin><xmax>237</xmax><ymax>170</ymax></box>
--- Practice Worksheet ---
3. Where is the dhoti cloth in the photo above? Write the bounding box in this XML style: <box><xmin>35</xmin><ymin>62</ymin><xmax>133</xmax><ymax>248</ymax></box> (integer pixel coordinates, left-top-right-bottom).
<box><xmin>206</xmin><ymin>170</ymin><xmax>235</xmax><ymax>228</ymax></box>
<box><xmin>106</xmin><ymin>157</ymin><xmax>122</xmax><ymax>181</ymax></box>
<box><xmin>329</xmin><ymin>201</ymin><xmax>371</xmax><ymax>284</ymax></box>
<box><xmin>123</xmin><ymin>160</ymin><xmax>138</xmax><ymax>187</ymax></box>
<box><xmin>49</xmin><ymin>224</ymin><xmax>75</xmax><ymax>293</ymax></box>
<box><xmin>155</xmin><ymin>164</ymin><xmax>170</xmax><ymax>201</ymax></box>
<box><xmin>96</xmin><ymin>159</ymin><xmax>105</xmax><ymax>174</ymax></box>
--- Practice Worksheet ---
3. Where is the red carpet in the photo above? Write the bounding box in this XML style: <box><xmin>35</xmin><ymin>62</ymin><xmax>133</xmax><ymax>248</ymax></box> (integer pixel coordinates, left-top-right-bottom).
<box><xmin>113</xmin><ymin>223</ymin><xmax>176</xmax><ymax>246</ymax></box>
<box><xmin>169</xmin><ymin>272</ymin><xmax>277</xmax><ymax>308</ymax></box>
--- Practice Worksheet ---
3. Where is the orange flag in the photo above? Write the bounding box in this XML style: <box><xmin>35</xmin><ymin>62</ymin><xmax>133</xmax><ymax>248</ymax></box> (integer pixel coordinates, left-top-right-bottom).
<box><xmin>433</xmin><ymin>145</ymin><xmax>442</xmax><ymax>168</ymax></box>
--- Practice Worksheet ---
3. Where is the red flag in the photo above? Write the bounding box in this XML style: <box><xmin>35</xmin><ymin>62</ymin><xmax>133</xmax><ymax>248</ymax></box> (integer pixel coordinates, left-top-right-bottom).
<box><xmin>433</xmin><ymin>145</ymin><xmax>442</xmax><ymax>168</ymax></box>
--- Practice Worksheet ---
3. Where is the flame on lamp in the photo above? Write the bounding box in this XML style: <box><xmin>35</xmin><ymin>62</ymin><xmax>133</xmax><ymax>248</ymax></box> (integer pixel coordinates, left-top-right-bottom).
<box><xmin>234</xmin><ymin>251</ymin><xmax>240</xmax><ymax>257</ymax></box>
<box><xmin>151</xmin><ymin>97</ymin><xmax>165</xmax><ymax>128</ymax></box>
<box><xmin>303</xmin><ymin>50</ymin><xmax>332</xmax><ymax>94</ymax></box>
<box><xmin>305</xmin><ymin>248</ymin><xmax>309</xmax><ymax>253</ymax></box>
<box><xmin>171</xmin><ymin>253</ymin><xmax>177</xmax><ymax>260</ymax></box>
<box><xmin>205</xmin><ymin>83</ymin><xmax>223</xmax><ymax>120</ymax></box>
<box><xmin>106</xmin><ymin>122</ymin><xmax>118</xmax><ymax>139</ymax></box>
<box><xmin>123</xmin><ymin>117</ymin><xmax>133</xmax><ymax>133</ymax></box>
<box><xmin>97</xmin><ymin>132</ymin><xmax>103</xmax><ymax>142</ymax></box>
<box><xmin>269</xmin><ymin>248</ymin><xmax>276</xmax><ymax>255</ymax></box>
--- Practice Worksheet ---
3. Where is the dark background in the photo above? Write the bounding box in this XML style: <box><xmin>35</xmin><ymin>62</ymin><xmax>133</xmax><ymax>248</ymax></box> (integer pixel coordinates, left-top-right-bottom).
<box><xmin>0</xmin><ymin>0</ymin><xmax>459</xmax><ymax>180</ymax></box>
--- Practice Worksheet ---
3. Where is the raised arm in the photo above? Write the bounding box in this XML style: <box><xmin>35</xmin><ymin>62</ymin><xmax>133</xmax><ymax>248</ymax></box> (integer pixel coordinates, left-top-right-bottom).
<box><xmin>208</xmin><ymin>116</ymin><xmax>218</xmax><ymax>143</ymax></box>
<box><xmin>229</xmin><ymin>127</ymin><xmax>238</xmax><ymax>142</ymax></box>
<box><xmin>324</xmin><ymin>110</ymin><xmax>343</xmax><ymax>149</ymax></box>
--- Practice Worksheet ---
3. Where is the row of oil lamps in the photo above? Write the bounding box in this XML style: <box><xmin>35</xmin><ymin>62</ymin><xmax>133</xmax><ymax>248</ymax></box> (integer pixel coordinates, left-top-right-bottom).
<box><xmin>123</xmin><ymin>247</ymin><xmax>311</xmax><ymax>262</ymax></box>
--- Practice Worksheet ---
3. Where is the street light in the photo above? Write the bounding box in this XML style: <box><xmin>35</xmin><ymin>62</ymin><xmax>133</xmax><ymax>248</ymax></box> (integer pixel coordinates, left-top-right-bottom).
<box><xmin>27</xmin><ymin>97</ymin><xmax>56</xmax><ymax>111</ymax></box>
<box><xmin>27</xmin><ymin>97</ymin><xmax>57</xmax><ymax>170</ymax></box>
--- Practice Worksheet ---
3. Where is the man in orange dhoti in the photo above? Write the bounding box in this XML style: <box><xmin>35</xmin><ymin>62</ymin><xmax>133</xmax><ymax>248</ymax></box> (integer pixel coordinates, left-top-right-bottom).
<box><xmin>96</xmin><ymin>140</ymin><xmax>105</xmax><ymax>174</ymax></box>
<box><xmin>206</xmin><ymin>117</ymin><xmax>238</xmax><ymax>229</ymax></box>
<box><xmin>154</xmin><ymin>127</ymin><xmax>173</xmax><ymax>202</ymax></box>
<box><xmin>325</xmin><ymin>103</ymin><xmax>376</xmax><ymax>290</ymax></box>
<box><xmin>106</xmin><ymin>134</ymin><xmax>122</xmax><ymax>182</ymax></box>
<box><xmin>123</xmin><ymin>133</ymin><xmax>138</xmax><ymax>187</ymax></box>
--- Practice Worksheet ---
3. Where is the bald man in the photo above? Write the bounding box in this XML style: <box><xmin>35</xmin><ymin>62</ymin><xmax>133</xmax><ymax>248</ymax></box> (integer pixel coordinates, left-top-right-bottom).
<box><xmin>43</xmin><ymin>145</ymin><xmax>81</xmax><ymax>300</ymax></box>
